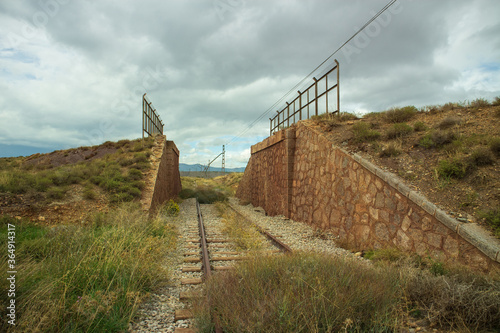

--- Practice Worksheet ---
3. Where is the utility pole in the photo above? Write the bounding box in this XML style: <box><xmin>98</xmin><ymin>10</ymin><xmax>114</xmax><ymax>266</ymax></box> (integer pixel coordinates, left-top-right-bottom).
<box><xmin>222</xmin><ymin>145</ymin><xmax>225</xmax><ymax>173</ymax></box>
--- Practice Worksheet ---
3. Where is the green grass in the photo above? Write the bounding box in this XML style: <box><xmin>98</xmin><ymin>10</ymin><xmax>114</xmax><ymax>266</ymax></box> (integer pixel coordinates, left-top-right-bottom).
<box><xmin>437</xmin><ymin>158</ymin><xmax>470</xmax><ymax>179</ymax></box>
<box><xmin>0</xmin><ymin>203</ymin><xmax>177</xmax><ymax>332</ymax></box>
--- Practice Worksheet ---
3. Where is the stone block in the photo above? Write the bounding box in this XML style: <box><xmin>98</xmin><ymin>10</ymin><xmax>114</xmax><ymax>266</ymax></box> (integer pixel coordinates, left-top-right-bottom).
<box><xmin>409</xmin><ymin>191</ymin><xmax>426</xmax><ymax>206</ymax></box>
<box><xmin>359</xmin><ymin>157</ymin><xmax>377</xmax><ymax>174</ymax></box>
<box><xmin>375</xmin><ymin>223</ymin><xmax>390</xmax><ymax>241</ymax></box>
<box><xmin>421</xmin><ymin>200</ymin><xmax>437</xmax><ymax>216</ymax></box>
<box><xmin>402</xmin><ymin>216</ymin><xmax>412</xmax><ymax>232</ymax></box>
<box><xmin>443</xmin><ymin>236</ymin><xmax>459</xmax><ymax>258</ymax></box>
<box><xmin>386</xmin><ymin>174</ymin><xmax>400</xmax><ymax>190</ymax></box>
<box><xmin>397</xmin><ymin>182</ymin><xmax>411</xmax><ymax>198</ymax></box>
<box><xmin>426</xmin><ymin>233</ymin><xmax>443</xmax><ymax>249</ymax></box>
<box><xmin>435</xmin><ymin>209</ymin><xmax>460</xmax><ymax>232</ymax></box>
<box><xmin>457</xmin><ymin>223</ymin><xmax>500</xmax><ymax>262</ymax></box>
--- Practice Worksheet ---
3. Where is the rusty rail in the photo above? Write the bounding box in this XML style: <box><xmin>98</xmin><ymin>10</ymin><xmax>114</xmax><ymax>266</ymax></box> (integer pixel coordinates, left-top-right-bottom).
<box><xmin>195</xmin><ymin>200</ymin><xmax>223</xmax><ymax>333</ymax></box>
<box><xmin>142</xmin><ymin>93</ymin><xmax>164</xmax><ymax>139</ymax></box>
<box><xmin>270</xmin><ymin>60</ymin><xmax>339</xmax><ymax>135</ymax></box>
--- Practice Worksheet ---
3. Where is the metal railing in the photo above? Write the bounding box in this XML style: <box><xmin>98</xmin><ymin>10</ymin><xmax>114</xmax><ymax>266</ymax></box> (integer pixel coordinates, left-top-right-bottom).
<box><xmin>142</xmin><ymin>93</ymin><xmax>164</xmax><ymax>138</ymax></box>
<box><xmin>270</xmin><ymin>60</ymin><xmax>339</xmax><ymax>135</ymax></box>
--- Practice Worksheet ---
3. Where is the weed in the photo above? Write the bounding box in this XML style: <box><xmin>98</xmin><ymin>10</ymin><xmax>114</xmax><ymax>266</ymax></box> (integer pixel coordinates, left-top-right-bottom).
<box><xmin>165</xmin><ymin>199</ymin><xmax>180</xmax><ymax>217</ymax></box>
<box><xmin>437</xmin><ymin>116</ymin><xmax>462</xmax><ymax>130</ymax></box>
<box><xmin>413</xmin><ymin>121</ymin><xmax>427</xmax><ymax>132</ymax></box>
<box><xmin>127</xmin><ymin>168</ymin><xmax>143</xmax><ymax>181</ymax></box>
<box><xmin>384</xmin><ymin>106</ymin><xmax>418</xmax><ymax>123</ymax></box>
<box><xmin>386</xmin><ymin>123</ymin><xmax>413</xmax><ymax>140</ymax></box>
<box><xmin>352</xmin><ymin>122</ymin><xmax>381</xmax><ymax>143</ymax></box>
<box><xmin>460</xmin><ymin>191</ymin><xmax>478</xmax><ymax>208</ymax></box>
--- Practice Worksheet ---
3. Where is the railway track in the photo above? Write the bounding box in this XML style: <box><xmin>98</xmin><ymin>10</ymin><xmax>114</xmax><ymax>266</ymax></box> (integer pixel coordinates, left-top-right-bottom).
<box><xmin>173</xmin><ymin>199</ymin><xmax>292</xmax><ymax>333</ymax></box>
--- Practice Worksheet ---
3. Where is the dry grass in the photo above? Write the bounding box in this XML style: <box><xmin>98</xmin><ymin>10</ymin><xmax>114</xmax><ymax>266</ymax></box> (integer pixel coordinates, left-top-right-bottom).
<box><xmin>0</xmin><ymin>203</ymin><xmax>177</xmax><ymax>332</ymax></box>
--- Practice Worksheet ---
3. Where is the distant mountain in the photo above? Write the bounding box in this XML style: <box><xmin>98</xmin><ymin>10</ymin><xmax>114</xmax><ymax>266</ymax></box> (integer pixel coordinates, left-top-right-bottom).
<box><xmin>179</xmin><ymin>163</ymin><xmax>245</xmax><ymax>173</ymax></box>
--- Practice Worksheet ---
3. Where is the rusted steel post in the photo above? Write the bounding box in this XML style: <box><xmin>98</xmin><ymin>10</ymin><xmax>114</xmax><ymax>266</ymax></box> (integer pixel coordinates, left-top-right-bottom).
<box><xmin>336</xmin><ymin>59</ymin><xmax>340</xmax><ymax>116</ymax></box>
<box><xmin>313</xmin><ymin>77</ymin><xmax>318</xmax><ymax>116</ymax></box>
<box><xmin>298</xmin><ymin>90</ymin><xmax>302</xmax><ymax>120</ymax></box>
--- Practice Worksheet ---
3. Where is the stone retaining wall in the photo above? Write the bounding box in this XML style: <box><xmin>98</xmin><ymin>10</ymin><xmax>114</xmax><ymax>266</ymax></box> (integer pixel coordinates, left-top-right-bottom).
<box><xmin>237</xmin><ymin>122</ymin><xmax>500</xmax><ymax>271</ymax></box>
<box><xmin>141</xmin><ymin>135</ymin><xmax>181</xmax><ymax>214</ymax></box>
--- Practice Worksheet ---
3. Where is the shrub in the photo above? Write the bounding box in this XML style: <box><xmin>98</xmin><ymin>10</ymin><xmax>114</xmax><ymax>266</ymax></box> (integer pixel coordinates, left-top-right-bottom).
<box><xmin>469</xmin><ymin>148</ymin><xmax>495</xmax><ymax>167</ymax></box>
<box><xmin>492</xmin><ymin>96</ymin><xmax>500</xmax><ymax>106</ymax></box>
<box><xmin>418</xmin><ymin>135</ymin><xmax>435</xmax><ymax>149</ymax></box>
<box><xmin>413</xmin><ymin>121</ymin><xmax>427</xmax><ymax>132</ymax></box>
<box><xmin>352</xmin><ymin>122</ymin><xmax>381</xmax><ymax>142</ymax></box>
<box><xmin>437</xmin><ymin>116</ymin><xmax>462</xmax><ymax>129</ymax></box>
<box><xmin>127</xmin><ymin>168</ymin><xmax>143</xmax><ymax>181</ymax></box>
<box><xmin>379</xmin><ymin>144</ymin><xmax>402</xmax><ymax>157</ymax></box>
<box><xmin>384</xmin><ymin>106</ymin><xmax>418</xmax><ymax>123</ymax></box>
<box><xmin>479</xmin><ymin>209</ymin><xmax>500</xmax><ymax>237</ymax></box>
<box><xmin>133</xmin><ymin>152</ymin><xmax>149</xmax><ymax>164</ymax></box>
<box><xmin>491</xmin><ymin>138</ymin><xmax>500</xmax><ymax>157</ymax></box>
<box><xmin>47</xmin><ymin>187</ymin><xmax>67</xmax><ymax>200</ymax></box>
<box><xmin>386</xmin><ymin>123</ymin><xmax>413</xmax><ymax>140</ymax></box>
<box><xmin>432</xmin><ymin>130</ymin><xmax>456</xmax><ymax>147</ymax></box>
<box><xmin>165</xmin><ymin>199</ymin><xmax>180</xmax><ymax>216</ymax></box>
<box><xmin>470</xmin><ymin>97</ymin><xmax>490</xmax><ymax>108</ymax></box>
<box><xmin>437</xmin><ymin>158</ymin><xmax>470</xmax><ymax>179</ymax></box>
<box><xmin>83</xmin><ymin>187</ymin><xmax>97</xmax><ymax>200</ymax></box>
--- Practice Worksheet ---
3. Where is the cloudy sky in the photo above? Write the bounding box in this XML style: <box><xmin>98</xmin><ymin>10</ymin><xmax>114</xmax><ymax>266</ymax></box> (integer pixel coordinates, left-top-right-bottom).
<box><xmin>1</xmin><ymin>0</ymin><xmax>499</xmax><ymax>167</ymax></box>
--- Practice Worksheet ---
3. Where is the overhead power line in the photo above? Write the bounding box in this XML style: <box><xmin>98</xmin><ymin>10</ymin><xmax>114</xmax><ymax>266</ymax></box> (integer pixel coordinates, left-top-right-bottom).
<box><xmin>224</xmin><ymin>0</ymin><xmax>398</xmax><ymax>147</ymax></box>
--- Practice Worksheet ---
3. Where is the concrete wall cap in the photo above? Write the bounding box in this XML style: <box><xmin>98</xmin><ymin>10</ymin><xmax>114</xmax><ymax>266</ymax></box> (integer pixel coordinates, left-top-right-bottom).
<box><xmin>397</xmin><ymin>182</ymin><xmax>411</xmax><ymax>197</ymax></box>
<box><xmin>435</xmin><ymin>209</ymin><xmax>460</xmax><ymax>232</ymax></box>
<box><xmin>409</xmin><ymin>191</ymin><xmax>427</xmax><ymax>206</ymax></box>
<box><xmin>421</xmin><ymin>200</ymin><xmax>437</xmax><ymax>216</ymax></box>
<box><xmin>457</xmin><ymin>223</ymin><xmax>500</xmax><ymax>262</ymax></box>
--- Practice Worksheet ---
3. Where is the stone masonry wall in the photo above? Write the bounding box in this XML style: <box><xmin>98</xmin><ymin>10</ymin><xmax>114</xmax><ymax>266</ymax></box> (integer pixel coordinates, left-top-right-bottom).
<box><xmin>236</xmin><ymin>130</ymin><xmax>289</xmax><ymax>217</ymax></box>
<box><xmin>237</xmin><ymin>122</ymin><xmax>500</xmax><ymax>271</ymax></box>
<box><xmin>141</xmin><ymin>135</ymin><xmax>181</xmax><ymax>215</ymax></box>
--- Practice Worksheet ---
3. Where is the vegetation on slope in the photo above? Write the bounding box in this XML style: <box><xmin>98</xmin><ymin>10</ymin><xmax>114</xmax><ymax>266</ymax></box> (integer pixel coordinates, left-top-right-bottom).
<box><xmin>0</xmin><ymin>203</ymin><xmax>177</xmax><ymax>332</ymax></box>
<box><xmin>311</xmin><ymin>98</ymin><xmax>500</xmax><ymax>237</ymax></box>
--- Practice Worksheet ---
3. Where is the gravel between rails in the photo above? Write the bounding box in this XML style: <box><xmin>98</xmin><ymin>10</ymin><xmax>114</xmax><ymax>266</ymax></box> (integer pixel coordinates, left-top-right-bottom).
<box><xmin>229</xmin><ymin>197</ymin><xmax>355</xmax><ymax>258</ymax></box>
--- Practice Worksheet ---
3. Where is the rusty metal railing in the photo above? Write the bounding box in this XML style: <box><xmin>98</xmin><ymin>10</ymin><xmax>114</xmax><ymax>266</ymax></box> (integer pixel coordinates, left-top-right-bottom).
<box><xmin>142</xmin><ymin>93</ymin><xmax>164</xmax><ymax>138</ymax></box>
<box><xmin>270</xmin><ymin>60</ymin><xmax>339</xmax><ymax>135</ymax></box>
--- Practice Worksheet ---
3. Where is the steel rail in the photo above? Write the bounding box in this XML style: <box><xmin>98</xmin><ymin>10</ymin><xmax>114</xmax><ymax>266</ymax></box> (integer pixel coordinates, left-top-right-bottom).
<box><xmin>195</xmin><ymin>200</ymin><xmax>223</xmax><ymax>333</ymax></box>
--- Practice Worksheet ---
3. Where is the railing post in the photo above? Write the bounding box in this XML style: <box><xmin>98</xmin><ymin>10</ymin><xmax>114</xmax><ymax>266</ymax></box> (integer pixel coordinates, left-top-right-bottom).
<box><xmin>313</xmin><ymin>77</ymin><xmax>318</xmax><ymax>116</ymax></box>
<box><xmin>336</xmin><ymin>59</ymin><xmax>340</xmax><ymax>116</ymax></box>
<box><xmin>326</xmin><ymin>75</ymin><xmax>329</xmax><ymax>116</ymax></box>
<box><xmin>298</xmin><ymin>91</ymin><xmax>303</xmax><ymax>120</ymax></box>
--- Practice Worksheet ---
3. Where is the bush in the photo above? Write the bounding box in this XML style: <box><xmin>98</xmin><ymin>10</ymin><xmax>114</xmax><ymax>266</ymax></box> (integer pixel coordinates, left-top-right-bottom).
<box><xmin>437</xmin><ymin>116</ymin><xmax>462</xmax><ymax>130</ymax></box>
<box><xmin>352</xmin><ymin>122</ymin><xmax>381</xmax><ymax>143</ymax></box>
<box><xmin>386</xmin><ymin>123</ymin><xmax>413</xmax><ymax>139</ymax></box>
<box><xmin>418</xmin><ymin>135</ymin><xmax>435</xmax><ymax>149</ymax></box>
<box><xmin>165</xmin><ymin>199</ymin><xmax>180</xmax><ymax>216</ymax></box>
<box><xmin>47</xmin><ymin>187</ymin><xmax>67</xmax><ymax>200</ymax></box>
<box><xmin>490</xmin><ymin>138</ymin><xmax>500</xmax><ymax>157</ymax></box>
<box><xmin>470</xmin><ymin>97</ymin><xmax>490</xmax><ymax>108</ymax></box>
<box><xmin>379</xmin><ymin>144</ymin><xmax>402</xmax><ymax>157</ymax></box>
<box><xmin>384</xmin><ymin>106</ymin><xmax>418</xmax><ymax>123</ymax></box>
<box><xmin>437</xmin><ymin>158</ymin><xmax>470</xmax><ymax>179</ymax></box>
<box><xmin>492</xmin><ymin>96</ymin><xmax>500</xmax><ymax>106</ymax></box>
<box><xmin>479</xmin><ymin>209</ymin><xmax>500</xmax><ymax>236</ymax></box>
<box><xmin>469</xmin><ymin>148</ymin><xmax>495</xmax><ymax>167</ymax></box>
<box><xmin>413</xmin><ymin>121</ymin><xmax>427</xmax><ymax>132</ymax></box>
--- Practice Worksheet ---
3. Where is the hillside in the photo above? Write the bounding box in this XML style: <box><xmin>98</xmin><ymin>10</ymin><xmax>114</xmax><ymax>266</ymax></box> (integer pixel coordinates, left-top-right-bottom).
<box><xmin>310</xmin><ymin>99</ymin><xmax>500</xmax><ymax>237</ymax></box>
<box><xmin>0</xmin><ymin>137</ymin><xmax>156</xmax><ymax>224</ymax></box>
